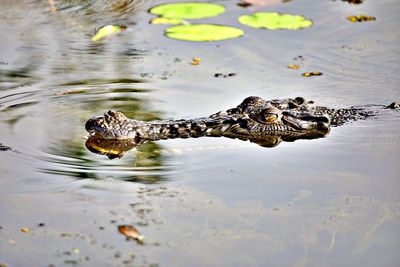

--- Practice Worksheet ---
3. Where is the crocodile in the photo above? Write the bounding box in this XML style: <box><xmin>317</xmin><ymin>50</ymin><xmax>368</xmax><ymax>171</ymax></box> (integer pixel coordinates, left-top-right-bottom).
<box><xmin>85</xmin><ymin>96</ymin><xmax>398</xmax><ymax>158</ymax></box>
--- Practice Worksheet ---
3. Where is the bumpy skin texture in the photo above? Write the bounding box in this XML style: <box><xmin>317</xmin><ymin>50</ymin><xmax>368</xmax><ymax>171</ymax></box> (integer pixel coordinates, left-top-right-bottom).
<box><xmin>85</xmin><ymin>96</ymin><xmax>397</xmax><ymax>158</ymax></box>
<box><xmin>85</xmin><ymin>97</ymin><xmax>333</xmax><ymax>141</ymax></box>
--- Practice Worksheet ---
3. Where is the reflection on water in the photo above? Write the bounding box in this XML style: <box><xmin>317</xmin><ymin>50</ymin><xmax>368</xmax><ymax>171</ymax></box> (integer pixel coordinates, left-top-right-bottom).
<box><xmin>41</xmin><ymin>138</ymin><xmax>169</xmax><ymax>183</ymax></box>
<box><xmin>0</xmin><ymin>0</ymin><xmax>399</xmax><ymax>266</ymax></box>
<box><xmin>0</xmin><ymin>0</ymin><xmax>168</xmax><ymax>185</ymax></box>
<box><xmin>39</xmin><ymin>80</ymin><xmax>171</xmax><ymax>183</ymax></box>
<box><xmin>84</xmin><ymin>126</ymin><xmax>328</xmax><ymax>160</ymax></box>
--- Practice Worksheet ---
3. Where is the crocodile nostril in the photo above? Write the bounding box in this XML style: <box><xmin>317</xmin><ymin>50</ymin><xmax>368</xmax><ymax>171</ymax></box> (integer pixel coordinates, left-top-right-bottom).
<box><xmin>85</xmin><ymin>116</ymin><xmax>106</xmax><ymax>133</ymax></box>
<box><xmin>294</xmin><ymin>97</ymin><xmax>306</xmax><ymax>104</ymax></box>
<box><xmin>85</xmin><ymin>118</ymin><xmax>96</xmax><ymax>132</ymax></box>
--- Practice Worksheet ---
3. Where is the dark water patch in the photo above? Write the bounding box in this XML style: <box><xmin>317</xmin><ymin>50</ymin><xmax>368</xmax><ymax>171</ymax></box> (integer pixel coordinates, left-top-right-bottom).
<box><xmin>58</xmin><ymin>78</ymin><xmax>146</xmax><ymax>87</ymax></box>
<box><xmin>110</xmin><ymin>87</ymin><xmax>150</xmax><ymax>93</ymax></box>
<box><xmin>51</xmin><ymin>0</ymin><xmax>146</xmax><ymax>23</ymax></box>
<box><xmin>3</xmin><ymin>101</ymin><xmax>39</xmax><ymax>112</ymax></box>
<box><xmin>0</xmin><ymin>90</ymin><xmax>38</xmax><ymax>105</ymax></box>
<box><xmin>0</xmin><ymin>67</ymin><xmax>41</xmax><ymax>90</ymax></box>
<box><xmin>118</xmin><ymin>48</ymin><xmax>147</xmax><ymax>57</ymax></box>
<box><xmin>0</xmin><ymin>88</ymin><xmax>44</xmax><ymax>126</ymax></box>
<box><xmin>54</xmin><ymin>0</ymin><xmax>92</xmax><ymax>12</ymax></box>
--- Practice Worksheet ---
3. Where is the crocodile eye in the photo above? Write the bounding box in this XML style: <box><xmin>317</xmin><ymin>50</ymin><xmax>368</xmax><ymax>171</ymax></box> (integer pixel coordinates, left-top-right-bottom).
<box><xmin>264</xmin><ymin>113</ymin><xmax>279</xmax><ymax>123</ymax></box>
<box><xmin>258</xmin><ymin>107</ymin><xmax>282</xmax><ymax>124</ymax></box>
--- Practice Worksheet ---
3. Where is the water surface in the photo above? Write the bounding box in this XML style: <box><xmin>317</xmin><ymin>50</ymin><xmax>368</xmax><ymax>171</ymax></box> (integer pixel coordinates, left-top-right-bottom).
<box><xmin>0</xmin><ymin>0</ymin><xmax>399</xmax><ymax>266</ymax></box>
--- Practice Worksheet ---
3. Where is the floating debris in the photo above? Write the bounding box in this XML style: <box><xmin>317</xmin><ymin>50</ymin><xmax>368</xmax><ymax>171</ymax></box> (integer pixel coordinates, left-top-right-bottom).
<box><xmin>302</xmin><ymin>71</ymin><xmax>323</xmax><ymax>77</ymax></box>
<box><xmin>237</xmin><ymin>0</ymin><xmax>292</xmax><ymax>8</ymax></box>
<box><xmin>56</xmin><ymin>89</ymin><xmax>86</xmax><ymax>95</ymax></box>
<box><xmin>60</xmin><ymin>232</ymin><xmax>73</xmax><ymax>237</ymax></box>
<box><xmin>91</xmin><ymin>25</ymin><xmax>126</xmax><ymax>42</ymax></box>
<box><xmin>237</xmin><ymin>1</ymin><xmax>252</xmax><ymax>7</ymax></box>
<box><xmin>190</xmin><ymin>57</ymin><xmax>201</xmax><ymax>65</ymax></box>
<box><xmin>287</xmin><ymin>64</ymin><xmax>300</xmax><ymax>69</ymax></box>
<box><xmin>346</xmin><ymin>15</ymin><xmax>376</xmax><ymax>23</ymax></box>
<box><xmin>118</xmin><ymin>225</ymin><xmax>144</xmax><ymax>242</ymax></box>
<box><xmin>214</xmin><ymin>73</ymin><xmax>237</xmax><ymax>78</ymax></box>
<box><xmin>294</xmin><ymin>55</ymin><xmax>305</xmax><ymax>61</ymax></box>
<box><xmin>338</xmin><ymin>0</ymin><xmax>363</xmax><ymax>4</ymax></box>
<box><xmin>20</xmin><ymin>227</ymin><xmax>29</xmax><ymax>233</ymax></box>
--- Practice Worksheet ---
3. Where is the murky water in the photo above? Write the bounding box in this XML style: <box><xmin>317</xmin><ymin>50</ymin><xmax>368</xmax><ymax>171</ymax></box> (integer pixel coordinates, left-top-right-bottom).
<box><xmin>1</xmin><ymin>0</ymin><xmax>399</xmax><ymax>266</ymax></box>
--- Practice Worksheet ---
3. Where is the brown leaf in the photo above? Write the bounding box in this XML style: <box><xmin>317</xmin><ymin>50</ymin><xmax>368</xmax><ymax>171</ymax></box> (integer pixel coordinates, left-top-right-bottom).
<box><xmin>287</xmin><ymin>64</ymin><xmax>300</xmax><ymax>69</ymax></box>
<box><xmin>346</xmin><ymin>15</ymin><xmax>376</xmax><ymax>23</ymax></box>
<box><xmin>118</xmin><ymin>225</ymin><xmax>144</xmax><ymax>241</ymax></box>
<box><xmin>190</xmin><ymin>57</ymin><xmax>201</xmax><ymax>65</ymax></box>
<box><xmin>302</xmin><ymin>71</ymin><xmax>323</xmax><ymax>77</ymax></box>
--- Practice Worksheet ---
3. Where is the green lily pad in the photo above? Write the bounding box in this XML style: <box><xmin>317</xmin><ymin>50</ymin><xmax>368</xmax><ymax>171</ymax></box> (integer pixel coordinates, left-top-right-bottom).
<box><xmin>91</xmin><ymin>25</ymin><xmax>126</xmax><ymax>42</ymax></box>
<box><xmin>238</xmin><ymin>12</ymin><xmax>313</xmax><ymax>30</ymax></box>
<box><xmin>149</xmin><ymin>2</ymin><xmax>226</xmax><ymax>19</ymax></box>
<box><xmin>165</xmin><ymin>24</ymin><xmax>244</xmax><ymax>42</ymax></box>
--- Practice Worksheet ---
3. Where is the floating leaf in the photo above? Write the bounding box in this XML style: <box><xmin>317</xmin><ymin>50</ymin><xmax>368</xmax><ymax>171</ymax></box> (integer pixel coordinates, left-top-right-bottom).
<box><xmin>91</xmin><ymin>25</ymin><xmax>126</xmax><ymax>42</ymax></box>
<box><xmin>150</xmin><ymin>17</ymin><xmax>186</xmax><ymax>25</ymax></box>
<box><xmin>238</xmin><ymin>12</ymin><xmax>313</xmax><ymax>30</ymax></box>
<box><xmin>346</xmin><ymin>15</ymin><xmax>376</xmax><ymax>23</ymax></box>
<box><xmin>165</xmin><ymin>24</ymin><xmax>244</xmax><ymax>42</ymax></box>
<box><xmin>20</xmin><ymin>227</ymin><xmax>29</xmax><ymax>233</ymax></box>
<box><xmin>190</xmin><ymin>57</ymin><xmax>201</xmax><ymax>65</ymax></box>
<box><xmin>118</xmin><ymin>225</ymin><xmax>144</xmax><ymax>241</ymax></box>
<box><xmin>303</xmin><ymin>71</ymin><xmax>323</xmax><ymax>77</ymax></box>
<box><xmin>287</xmin><ymin>64</ymin><xmax>300</xmax><ymax>69</ymax></box>
<box><xmin>149</xmin><ymin>2</ymin><xmax>225</xmax><ymax>19</ymax></box>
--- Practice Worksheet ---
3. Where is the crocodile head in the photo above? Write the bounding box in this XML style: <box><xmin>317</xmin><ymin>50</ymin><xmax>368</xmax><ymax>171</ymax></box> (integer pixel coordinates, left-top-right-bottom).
<box><xmin>85</xmin><ymin>110</ymin><xmax>139</xmax><ymax>139</ymax></box>
<box><xmin>212</xmin><ymin>96</ymin><xmax>331</xmax><ymax>145</ymax></box>
<box><xmin>84</xmin><ymin>104</ymin><xmax>331</xmax><ymax>158</ymax></box>
<box><xmin>85</xmin><ymin>97</ymin><xmax>332</xmax><ymax>158</ymax></box>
